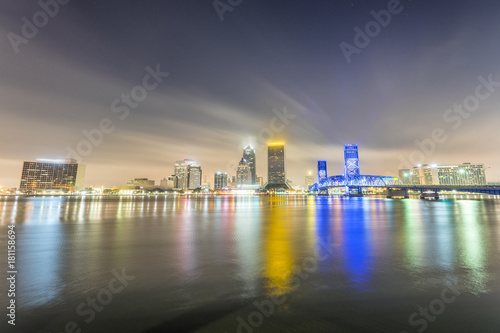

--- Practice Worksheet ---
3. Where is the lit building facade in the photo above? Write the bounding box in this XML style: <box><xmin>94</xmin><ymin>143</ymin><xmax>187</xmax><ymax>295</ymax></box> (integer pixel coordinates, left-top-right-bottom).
<box><xmin>187</xmin><ymin>162</ymin><xmax>202</xmax><ymax>190</ymax></box>
<box><xmin>214</xmin><ymin>172</ymin><xmax>228</xmax><ymax>190</ymax></box>
<box><xmin>305</xmin><ymin>171</ymin><xmax>315</xmax><ymax>189</ymax></box>
<box><xmin>174</xmin><ymin>160</ymin><xmax>188</xmax><ymax>190</ymax></box>
<box><xmin>401</xmin><ymin>163</ymin><xmax>486</xmax><ymax>186</ymax></box>
<box><xmin>243</xmin><ymin>144</ymin><xmax>256</xmax><ymax>185</ymax></box>
<box><xmin>175</xmin><ymin>159</ymin><xmax>201</xmax><ymax>190</ymax></box>
<box><xmin>266</xmin><ymin>142</ymin><xmax>290</xmax><ymax>190</ymax></box>
<box><xmin>160</xmin><ymin>175</ymin><xmax>178</xmax><ymax>190</ymax></box>
<box><xmin>19</xmin><ymin>159</ymin><xmax>86</xmax><ymax>192</ymax></box>
<box><xmin>127</xmin><ymin>178</ymin><xmax>155</xmax><ymax>187</ymax></box>
<box><xmin>237</xmin><ymin>158</ymin><xmax>252</xmax><ymax>186</ymax></box>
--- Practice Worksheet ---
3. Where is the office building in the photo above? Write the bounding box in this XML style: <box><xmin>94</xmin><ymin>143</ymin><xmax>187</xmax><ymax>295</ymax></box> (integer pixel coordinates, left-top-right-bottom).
<box><xmin>265</xmin><ymin>142</ymin><xmax>290</xmax><ymax>190</ymax></box>
<box><xmin>19</xmin><ymin>158</ymin><xmax>85</xmax><ymax>193</ymax></box>
<box><xmin>237</xmin><ymin>157</ymin><xmax>252</xmax><ymax>186</ymax></box>
<box><xmin>160</xmin><ymin>175</ymin><xmax>178</xmax><ymax>190</ymax></box>
<box><xmin>187</xmin><ymin>161</ymin><xmax>202</xmax><ymax>189</ymax></box>
<box><xmin>243</xmin><ymin>144</ymin><xmax>256</xmax><ymax>184</ymax></box>
<box><xmin>127</xmin><ymin>178</ymin><xmax>155</xmax><ymax>187</ymax></box>
<box><xmin>175</xmin><ymin>159</ymin><xmax>201</xmax><ymax>190</ymax></box>
<box><xmin>401</xmin><ymin>163</ymin><xmax>486</xmax><ymax>186</ymax></box>
<box><xmin>305</xmin><ymin>171</ymin><xmax>315</xmax><ymax>189</ymax></box>
<box><xmin>174</xmin><ymin>160</ymin><xmax>188</xmax><ymax>190</ymax></box>
<box><xmin>214</xmin><ymin>172</ymin><xmax>228</xmax><ymax>190</ymax></box>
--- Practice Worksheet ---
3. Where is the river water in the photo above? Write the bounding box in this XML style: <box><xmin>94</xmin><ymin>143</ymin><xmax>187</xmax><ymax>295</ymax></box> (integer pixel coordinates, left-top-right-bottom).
<box><xmin>1</xmin><ymin>195</ymin><xmax>500</xmax><ymax>332</ymax></box>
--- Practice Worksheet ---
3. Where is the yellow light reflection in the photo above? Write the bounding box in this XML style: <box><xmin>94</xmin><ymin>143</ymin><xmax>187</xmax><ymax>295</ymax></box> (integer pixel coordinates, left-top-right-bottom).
<box><xmin>263</xmin><ymin>197</ymin><xmax>294</xmax><ymax>296</ymax></box>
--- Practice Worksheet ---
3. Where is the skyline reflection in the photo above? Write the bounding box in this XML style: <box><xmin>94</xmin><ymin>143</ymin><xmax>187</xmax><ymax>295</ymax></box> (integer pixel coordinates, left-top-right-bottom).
<box><xmin>0</xmin><ymin>195</ymin><xmax>499</xmax><ymax>320</ymax></box>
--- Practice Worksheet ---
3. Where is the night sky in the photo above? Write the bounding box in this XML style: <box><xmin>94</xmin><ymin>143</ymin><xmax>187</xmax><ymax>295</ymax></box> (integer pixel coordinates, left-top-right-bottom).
<box><xmin>1</xmin><ymin>0</ymin><xmax>500</xmax><ymax>188</ymax></box>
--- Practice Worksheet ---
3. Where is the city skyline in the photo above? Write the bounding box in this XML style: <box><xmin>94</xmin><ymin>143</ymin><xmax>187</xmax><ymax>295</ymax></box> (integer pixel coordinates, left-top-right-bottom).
<box><xmin>1</xmin><ymin>1</ymin><xmax>500</xmax><ymax>188</ymax></box>
<box><xmin>5</xmin><ymin>139</ymin><xmax>499</xmax><ymax>190</ymax></box>
<box><xmin>2</xmin><ymin>2</ymin><xmax>500</xmax><ymax>332</ymax></box>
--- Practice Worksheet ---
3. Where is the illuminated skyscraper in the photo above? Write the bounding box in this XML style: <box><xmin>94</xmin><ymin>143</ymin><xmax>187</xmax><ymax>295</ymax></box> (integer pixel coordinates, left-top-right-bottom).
<box><xmin>214</xmin><ymin>172</ymin><xmax>228</xmax><ymax>190</ymax></box>
<box><xmin>237</xmin><ymin>157</ymin><xmax>252</xmax><ymax>186</ymax></box>
<box><xmin>175</xmin><ymin>159</ymin><xmax>201</xmax><ymax>190</ymax></box>
<box><xmin>265</xmin><ymin>142</ymin><xmax>290</xmax><ymax>190</ymax></box>
<box><xmin>19</xmin><ymin>159</ymin><xmax>86</xmax><ymax>193</ymax></box>
<box><xmin>174</xmin><ymin>160</ymin><xmax>188</xmax><ymax>190</ymax></box>
<box><xmin>243</xmin><ymin>144</ymin><xmax>256</xmax><ymax>185</ymax></box>
<box><xmin>187</xmin><ymin>161</ymin><xmax>202</xmax><ymax>189</ymax></box>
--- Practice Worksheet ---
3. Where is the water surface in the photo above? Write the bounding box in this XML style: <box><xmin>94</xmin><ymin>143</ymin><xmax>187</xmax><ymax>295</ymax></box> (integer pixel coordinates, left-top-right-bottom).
<box><xmin>1</xmin><ymin>195</ymin><xmax>499</xmax><ymax>332</ymax></box>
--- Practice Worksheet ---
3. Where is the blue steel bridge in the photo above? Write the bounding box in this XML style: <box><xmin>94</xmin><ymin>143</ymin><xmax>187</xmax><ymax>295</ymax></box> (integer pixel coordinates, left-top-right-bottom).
<box><xmin>309</xmin><ymin>144</ymin><xmax>500</xmax><ymax>199</ymax></box>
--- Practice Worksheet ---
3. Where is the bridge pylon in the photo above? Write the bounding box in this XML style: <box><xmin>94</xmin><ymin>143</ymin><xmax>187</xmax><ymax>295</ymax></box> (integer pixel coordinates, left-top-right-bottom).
<box><xmin>346</xmin><ymin>186</ymin><xmax>363</xmax><ymax>197</ymax></box>
<box><xmin>420</xmin><ymin>191</ymin><xmax>439</xmax><ymax>200</ymax></box>
<box><xmin>386</xmin><ymin>188</ymin><xmax>409</xmax><ymax>199</ymax></box>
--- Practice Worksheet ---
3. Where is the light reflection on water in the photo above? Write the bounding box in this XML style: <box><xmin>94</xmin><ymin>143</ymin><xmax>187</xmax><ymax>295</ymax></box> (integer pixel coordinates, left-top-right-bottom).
<box><xmin>0</xmin><ymin>195</ymin><xmax>500</xmax><ymax>331</ymax></box>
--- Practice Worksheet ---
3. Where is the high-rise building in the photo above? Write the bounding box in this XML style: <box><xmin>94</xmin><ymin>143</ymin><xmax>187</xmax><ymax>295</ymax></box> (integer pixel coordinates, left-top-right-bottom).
<box><xmin>237</xmin><ymin>157</ymin><xmax>252</xmax><ymax>186</ymax></box>
<box><xmin>214</xmin><ymin>172</ymin><xmax>228</xmax><ymax>190</ymax></box>
<box><xmin>243</xmin><ymin>144</ymin><xmax>256</xmax><ymax>185</ymax></box>
<box><xmin>344</xmin><ymin>144</ymin><xmax>360</xmax><ymax>180</ymax></box>
<box><xmin>170</xmin><ymin>175</ymin><xmax>179</xmax><ymax>189</ymax></box>
<box><xmin>305</xmin><ymin>171</ymin><xmax>315</xmax><ymax>189</ymax></box>
<box><xmin>175</xmin><ymin>159</ymin><xmax>201</xmax><ymax>190</ymax></box>
<box><xmin>19</xmin><ymin>159</ymin><xmax>86</xmax><ymax>193</ymax></box>
<box><xmin>400</xmin><ymin>163</ymin><xmax>486</xmax><ymax>186</ymax></box>
<box><xmin>187</xmin><ymin>161</ymin><xmax>202</xmax><ymax>190</ymax></box>
<box><xmin>174</xmin><ymin>160</ymin><xmax>188</xmax><ymax>190</ymax></box>
<box><xmin>266</xmin><ymin>142</ymin><xmax>290</xmax><ymax>189</ymax></box>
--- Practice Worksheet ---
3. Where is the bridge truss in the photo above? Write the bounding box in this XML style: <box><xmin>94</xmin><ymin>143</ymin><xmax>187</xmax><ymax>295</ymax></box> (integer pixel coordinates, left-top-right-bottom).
<box><xmin>310</xmin><ymin>175</ymin><xmax>402</xmax><ymax>191</ymax></box>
